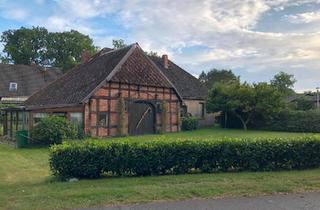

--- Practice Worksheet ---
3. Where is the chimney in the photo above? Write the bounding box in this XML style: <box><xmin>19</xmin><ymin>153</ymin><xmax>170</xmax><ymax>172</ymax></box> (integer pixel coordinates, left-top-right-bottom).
<box><xmin>162</xmin><ymin>54</ymin><xmax>169</xmax><ymax>69</ymax></box>
<box><xmin>81</xmin><ymin>50</ymin><xmax>91</xmax><ymax>64</ymax></box>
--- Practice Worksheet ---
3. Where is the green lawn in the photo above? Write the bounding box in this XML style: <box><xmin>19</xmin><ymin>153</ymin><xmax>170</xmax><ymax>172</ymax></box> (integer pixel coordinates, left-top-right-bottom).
<box><xmin>1</xmin><ymin>128</ymin><xmax>320</xmax><ymax>210</ymax></box>
<box><xmin>109</xmin><ymin>126</ymin><xmax>320</xmax><ymax>142</ymax></box>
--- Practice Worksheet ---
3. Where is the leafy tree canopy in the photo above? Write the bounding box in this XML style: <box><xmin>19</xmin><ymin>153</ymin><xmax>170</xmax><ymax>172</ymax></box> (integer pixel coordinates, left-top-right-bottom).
<box><xmin>199</xmin><ymin>69</ymin><xmax>239</xmax><ymax>89</ymax></box>
<box><xmin>1</xmin><ymin>27</ymin><xmax>97</xmax><ymax>72</ymax></box>
<box><xmin>112</xmin><ymin>39</ymin><xmax>126</xmax><ymax>49</ymax></box>
<box><xmin>1</xmin><ymin>26</ymin><xmax>48</xmax><ymax>65</ymax></box>
<box><xmin>270</xmin><ymin>71</ymin><xmax>296</xmax><ymax>96</ymax></box>
<box><xmin>207</xmin><ymin>81</ymin><xmax>285</xmax><ymax>130</ymax></box>
<box><xmin>46</xmin><ymin>30</ymin><xmax>97</xmax><ymax>71</ymax></box>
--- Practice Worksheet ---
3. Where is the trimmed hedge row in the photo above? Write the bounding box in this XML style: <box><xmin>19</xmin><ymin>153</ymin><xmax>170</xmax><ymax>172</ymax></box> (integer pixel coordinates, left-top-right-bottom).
<box><xmin>264</xmin><ymin>110</ymin><xmax>320</xmax><ymax>133</ymax></box>
<box><xmin>50</xmin><ymin>137</ymin><xmax>320</xmax><ymax>179</ymax></box>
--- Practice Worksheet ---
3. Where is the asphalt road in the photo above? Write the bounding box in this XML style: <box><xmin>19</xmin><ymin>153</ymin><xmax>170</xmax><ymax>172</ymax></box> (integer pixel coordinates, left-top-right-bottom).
<box><xmin>80</xmin><ymin>192</ymin><xmax>320</xmax><ymax>210</ymax></box>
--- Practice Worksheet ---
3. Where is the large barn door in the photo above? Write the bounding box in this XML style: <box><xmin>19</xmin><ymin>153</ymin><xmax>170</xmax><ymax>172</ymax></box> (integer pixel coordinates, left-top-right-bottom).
<box><xmin>128</xmin><ymin>101</ymin><xmax>155</xmax><ymax>135</ymax></box>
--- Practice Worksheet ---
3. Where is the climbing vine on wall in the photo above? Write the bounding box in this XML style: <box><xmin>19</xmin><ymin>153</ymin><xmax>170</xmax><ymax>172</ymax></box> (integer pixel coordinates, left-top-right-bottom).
<box><xmin>117</xmin><ymin>97</ymin><xmax>127</xmax><ymax>136</ymax></box>
<box><xmin>161</xmin><ymin>101</ymin><xmax>168</xmax><ymax>134</ymax></box>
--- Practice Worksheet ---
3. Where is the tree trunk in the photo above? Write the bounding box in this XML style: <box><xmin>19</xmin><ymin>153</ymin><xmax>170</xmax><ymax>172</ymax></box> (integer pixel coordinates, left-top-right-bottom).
<box><xmin>234</xmin><ymin>113</ymin><xmax>248</xmax><ymax>131</ymax></box>
<box><xmin>224</xmin><ymin>111</ymin><xmax>228</xmax><ymax>129</ymax></box>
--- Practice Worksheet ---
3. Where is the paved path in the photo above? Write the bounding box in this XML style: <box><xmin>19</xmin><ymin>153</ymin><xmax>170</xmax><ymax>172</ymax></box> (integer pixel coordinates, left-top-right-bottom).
<box><xmin>80</xmin><ymin>192</ymin><xmax>320</xmax><ymax>210</ymax></box>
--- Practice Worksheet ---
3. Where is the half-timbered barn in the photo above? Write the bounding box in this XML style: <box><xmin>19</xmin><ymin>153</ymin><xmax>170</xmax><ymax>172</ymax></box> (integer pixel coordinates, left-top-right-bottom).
<box><xmin>23</xmin><ymin>43</ymin><xmax>183</xmax><ymax>137</ymax></box>
<box><xmin>2</xmin><ymin>43</ymin><xmax>210</xmax><ymax>138</ymax></box>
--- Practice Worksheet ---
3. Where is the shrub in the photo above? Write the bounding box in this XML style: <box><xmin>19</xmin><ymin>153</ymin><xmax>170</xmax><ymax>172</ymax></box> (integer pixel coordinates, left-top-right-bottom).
<box><xmin>31</xmin><ymin>116</ymin><xmax>77</xmax><ymax>145</ymax></box>
<box><xmin>49</xmin><ymin>136</ymin><xmax>320</xmax><ymax>179</ymax></box>
<box><xmin>181</xmin><ymin>117</ymin><xmax>199</xmax><ymax>130</ymax></box>
<box><xmin>263</xmin><ymin>110</ymin><xmax>320</xmax><ymax>132</ymax></box>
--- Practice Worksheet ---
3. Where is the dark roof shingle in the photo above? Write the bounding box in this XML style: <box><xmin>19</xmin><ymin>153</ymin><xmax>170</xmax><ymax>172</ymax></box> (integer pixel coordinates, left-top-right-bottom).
<box><xmin>111</xmin><ymin>48</ymin><xmax>172</xmax><ymax>88</ymax></box>
<box><xmin>150</xmin><ymin>56</ymin><xmax>208</xmax><ymax>100</ymax></box>
<box><xmin>25</xmin><ymin>45</ymin><xmax>132</xmax><ymax>108</ymax></box>
<box><xmin>25</xmin><ymin>44</ymin><xmax>207</xmax><ymax>109</ymax></box>
<box><xmin>0</xmin><ymin>64</ymin><xmax>61</xmax><ymax>98</ymax></box>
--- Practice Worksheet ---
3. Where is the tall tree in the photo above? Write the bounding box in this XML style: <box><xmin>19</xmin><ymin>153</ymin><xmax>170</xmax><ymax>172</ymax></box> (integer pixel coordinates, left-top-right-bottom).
<box><xmin>270</xmin><ymin>71</ymin><xmax>296</xmax><ymax>96</ymax></box>
<box><xmin>1</xmin><ymin>27</ymin><xmax>96</xmax><ymax>71</ymax></box>
<box><xmin>207</xmin><ymin>81</ymin><xmax>284</xmax><ymax>130</ymax></box>
<box><xmin>1</xmin><ymin>26</ymin><xmax>48</xmax><ymax>65</ymax></box>
<box><xmin>47</xmin><ymin>30</ymin><xmax>96</xmax><ymax>72</ymax></box>
<box><xmin>199</xmin><ymin>69</ymin><xmax>238</xmax><ymax>89</ymax></box>
<box><xmin>112</xmin><ymin>39</ymin><xmax>126</xmax><ymax>49</ymax></box>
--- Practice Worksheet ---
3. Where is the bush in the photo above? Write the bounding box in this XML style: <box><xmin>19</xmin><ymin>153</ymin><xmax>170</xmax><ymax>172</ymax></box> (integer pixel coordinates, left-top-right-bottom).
<box><xmin>263</xmin><ymin>110</ymin><xmax>320</xmax><ymax>132</ymax></box>
<box><xmin>181</xmin><ymin>117</ymin><xmax>199</xmax><ymax>130</ymax></box>
<box><xmin>31</xmin><ymin>116</ymin><xmax>77</xmax><ymax>145</ymax></box>
<box><xmin>49</xmin><ymin>136</ymin><xmax>320</xmax><ymax>179</ymax></box>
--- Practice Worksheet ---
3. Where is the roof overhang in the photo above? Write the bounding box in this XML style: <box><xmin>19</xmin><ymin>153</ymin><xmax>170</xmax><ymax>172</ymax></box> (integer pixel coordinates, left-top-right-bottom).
<box><xmin>25</xmin><ymin>103</ymin><xmax>83</xmax><ymax>111</ymax></box>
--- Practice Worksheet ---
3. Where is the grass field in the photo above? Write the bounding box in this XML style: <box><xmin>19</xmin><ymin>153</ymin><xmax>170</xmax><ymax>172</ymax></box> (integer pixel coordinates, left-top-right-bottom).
<box><xmin>1</xmin><ymin>127</ymin><xmax>320</xmax><ymax>210</ymax></box>
<box><xmin>109</xmin><ymin>126</ymin><xmax>320</xmax><ymax>142</ymax></box>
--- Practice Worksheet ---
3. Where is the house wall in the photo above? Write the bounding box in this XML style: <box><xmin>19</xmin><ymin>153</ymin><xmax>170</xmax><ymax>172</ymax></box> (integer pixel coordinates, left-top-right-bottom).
<box><xmin>85</xmin><ymin>81</ymin><xmax>181</xmax><ymax>137</ymax></box>
<box><xmin>184</xmin><ymin>99</ymin><xmax>205</xmax><ymax>118</ymax></box>
<box><xmin>184</xmin><ymin>99</ymin><xmax>214</xmax><ymax>127</ymax></box>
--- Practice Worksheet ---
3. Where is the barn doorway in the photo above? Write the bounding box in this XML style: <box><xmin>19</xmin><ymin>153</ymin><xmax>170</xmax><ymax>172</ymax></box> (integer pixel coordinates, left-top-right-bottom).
<box><xmin>128</xmin><ymin>101</ymin><xmax>155</xmax><ymax>135</ymax></box>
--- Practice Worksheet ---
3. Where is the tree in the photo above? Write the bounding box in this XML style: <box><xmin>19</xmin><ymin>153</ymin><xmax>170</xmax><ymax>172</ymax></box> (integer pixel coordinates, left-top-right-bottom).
<box><xmin>112</xmin><ymin>39</ymin><xmax>126</xmax><ymax>49</ymax></box>
<box><xmin>1</xmin><ymin>27</ymin><xmax>97</xmax><ymax>71</ymax></box>
<box><xmin>199</xmin><ymin>69</ymin><xmax>238</xmax><ymax>89</ymax></box>
<box><xmin>146</xmin><ymin>51</ymin><xmax>160</xmax><ymax>57</ymax></box>
<box><xmin>270</xmin><ymin>71</ymin><xmax>296</xmax><ymax>96</ymax></box>
<box><xmin>47</xmin><ymin>30</ymin><xmax>96</xmax><ymax>72</ymax></box>
<box><xmin>1</xmin><ymin>26</ymin><xmax>48</xmax><ymax>65</ymax></box>
<box><xmin>207</xmin><ymin>81</ymin><xmax>284</xmax><ymax>130</ymax></box>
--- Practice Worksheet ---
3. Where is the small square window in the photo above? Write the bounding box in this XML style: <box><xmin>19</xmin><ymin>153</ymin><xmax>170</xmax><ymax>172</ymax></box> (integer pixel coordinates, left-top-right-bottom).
<box><xmin>9</xmin><ymin>82</ymin><xmax>17</xmax><ymax>91</ymax></box>
<box><xmin>98</xmin><ymin>112</ymin><xmax>108</xmax><ymax>127</ymax></box>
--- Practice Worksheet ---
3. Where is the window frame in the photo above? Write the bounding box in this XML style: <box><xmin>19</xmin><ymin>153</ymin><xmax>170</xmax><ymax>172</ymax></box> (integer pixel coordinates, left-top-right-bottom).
<box><xmin>98</xmin><ymin>112</ymin><xmax>109</xmax><ymax>127</ymax></box>
<box><xmin>9</xmin><ymin>82</ymin><xmax>18</xmax><ymax>91</ymax></box>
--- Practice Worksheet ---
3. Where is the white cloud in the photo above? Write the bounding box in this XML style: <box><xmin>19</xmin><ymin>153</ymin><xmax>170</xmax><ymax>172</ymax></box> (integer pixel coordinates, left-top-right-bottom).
<box><xmin>2</xmin><ymin>7</ymin><xmax>28</xmax><ymax>20</ymax></box>
<box><xmin>2</xmin><ymin>0</ymin><xmax>320</xmax><ymax>90</ymax></box>
<box><xmin>285</xmin><ymin>11</ymin><xmax>320</xmax><ymax>23</ymax></box>
<box><xmin>53</xmin><ymin>0</ymin><xmax>120</xmax><ymax>19</ymax></box>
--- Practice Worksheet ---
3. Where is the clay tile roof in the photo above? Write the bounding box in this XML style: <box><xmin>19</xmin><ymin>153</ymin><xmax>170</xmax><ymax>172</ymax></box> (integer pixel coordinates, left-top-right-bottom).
<box><xmin>0</xmin><ymin>64</ymin><xmax>62</xmax><ymax>98</ymax></box>
<box><xmin>25</xmin><ymin>43</ymin><xmax>206</xmax><ymax>109</ymax></box>
<box><xmin>149</xmin><ymin>56</ymin><xmax>208</xmax><ymax>100</ymax></box>
<box><xmin>25</xmin><ymin>45</ymin><xmax>133</xmax><ymax>109</ymax></box>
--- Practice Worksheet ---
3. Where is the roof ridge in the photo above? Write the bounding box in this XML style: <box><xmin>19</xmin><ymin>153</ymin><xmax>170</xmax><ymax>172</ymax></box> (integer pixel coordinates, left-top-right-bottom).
<box><xmin>144</xmin><ymin>52</ymin><xmax>184</xmax><ymax>102</ymax></box>
<box><xmin>80</xmin><ymin>44</ymin><xmax>137</xmax><ymax>103</ymax></box>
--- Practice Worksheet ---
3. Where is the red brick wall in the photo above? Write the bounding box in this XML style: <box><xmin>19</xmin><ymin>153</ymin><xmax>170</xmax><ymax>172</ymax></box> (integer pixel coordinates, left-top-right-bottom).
<box><xmin>84</xmin><ymin>81</ymin><xmax>181</xmax><ymax>137</ymax></box>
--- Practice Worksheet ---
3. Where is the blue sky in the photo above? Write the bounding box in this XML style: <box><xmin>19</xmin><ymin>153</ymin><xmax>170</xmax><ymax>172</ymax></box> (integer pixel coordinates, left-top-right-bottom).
<box><xmin>0</xmin><ymin>0</ymin><xmax>320</xmax><ymax>92</ymax></box>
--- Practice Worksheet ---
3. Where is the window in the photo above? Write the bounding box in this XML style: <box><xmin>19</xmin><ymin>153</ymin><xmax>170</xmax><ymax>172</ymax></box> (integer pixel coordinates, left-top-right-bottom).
<box><xmin>33</xmin><ymin>113</ymin><xmax>48</xmax><ymax>124</ymax></box>
<box><xmin>9</xmin><ymin>82</ymin><xmax>17</xmax><ymax>91</ymax></box>
<box><xmin>98</xmin><ymin>112</ymin><xmax>108</xmax><ymax>127</ymax></box>
<box><xmin>52</xmin><ymin>112</ymin><xmax>66</xmax><ymax>117</ymax></box>
<box><xmin>70</xmin><ymin>112</ymin><xmax>84</xmax><ymax>136</ymax></box>
<box><xmin>70</xmin><ymin>113</ymin><xmax>83</xmax><ymax>125</ymax></box>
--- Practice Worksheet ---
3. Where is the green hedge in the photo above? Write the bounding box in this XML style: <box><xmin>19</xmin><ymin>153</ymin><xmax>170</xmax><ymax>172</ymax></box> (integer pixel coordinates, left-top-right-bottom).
<box><xmin>181</xmin><ymin>117</ymin><xmax>199</xmax><ymax>131</ymax></box>
<box><xmin>50</xmin><ymin>137</ymin><xmax>320</xmax><ymax>179</ymax></box>
<box><xmin>264</xmin><ymin>110</ymin><xmax>320</xmax><ymax>132</ymax></box>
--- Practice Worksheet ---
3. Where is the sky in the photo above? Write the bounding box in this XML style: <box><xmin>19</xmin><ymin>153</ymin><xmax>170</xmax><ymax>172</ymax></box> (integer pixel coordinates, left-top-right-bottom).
<box><xmin>0</xmin><ymin>0</ymin><xmax>320</xmax><ymax>92</ymax></box>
